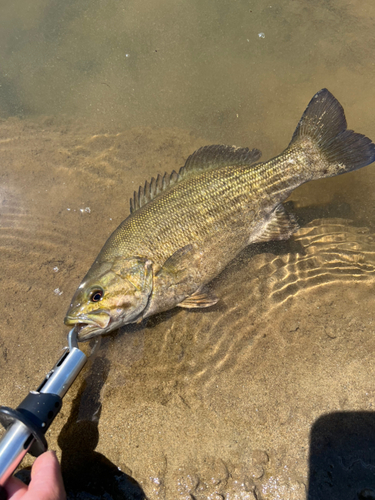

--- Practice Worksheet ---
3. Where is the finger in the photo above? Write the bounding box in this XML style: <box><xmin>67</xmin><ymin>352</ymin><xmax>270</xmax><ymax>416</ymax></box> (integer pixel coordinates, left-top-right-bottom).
<box><xmin>28</xmin><ymin>451</ymin><xmax>66</xmax><ymax>500</ymax></box>
<box><xmin>1</xmin><ymin>476</ymin><xmax>28</xmax><ymax>500</ymax></box>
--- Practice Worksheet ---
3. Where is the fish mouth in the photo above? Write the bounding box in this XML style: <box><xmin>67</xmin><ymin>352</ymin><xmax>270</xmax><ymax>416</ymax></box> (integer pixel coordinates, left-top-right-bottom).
<box><xmin>64</xmin><ymin>311</ymin><xmax>111</xmax><ymax>342</ymax></box>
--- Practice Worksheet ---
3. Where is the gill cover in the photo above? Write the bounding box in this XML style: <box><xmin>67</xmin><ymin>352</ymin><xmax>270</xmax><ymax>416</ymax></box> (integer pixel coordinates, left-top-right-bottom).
<box><xmin>109</xmin><ymin>256</ymin><xmax>154</xmax><ymax>320</ymax></box>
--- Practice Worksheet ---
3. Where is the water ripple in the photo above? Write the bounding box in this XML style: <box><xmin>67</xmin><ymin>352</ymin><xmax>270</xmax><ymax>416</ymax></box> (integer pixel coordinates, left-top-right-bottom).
<box><xmin>106</xmin><ymin>218</ymin><xmax>375</xmax><ymax>398</ymax></box>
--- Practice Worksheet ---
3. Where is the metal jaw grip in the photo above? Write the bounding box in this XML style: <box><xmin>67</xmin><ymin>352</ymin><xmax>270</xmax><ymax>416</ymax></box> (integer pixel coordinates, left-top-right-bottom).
<box><xmin>0</xmin><ymin>328</ymin><xmax>88</xmax><ymax>489</ymax></box>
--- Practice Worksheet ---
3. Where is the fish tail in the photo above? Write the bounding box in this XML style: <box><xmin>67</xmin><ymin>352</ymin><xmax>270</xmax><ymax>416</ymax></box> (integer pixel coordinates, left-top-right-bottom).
<box><xmin>289</xmin><ymin>89</ymin><xmax>375</xmax><ymax>179</ymax></box>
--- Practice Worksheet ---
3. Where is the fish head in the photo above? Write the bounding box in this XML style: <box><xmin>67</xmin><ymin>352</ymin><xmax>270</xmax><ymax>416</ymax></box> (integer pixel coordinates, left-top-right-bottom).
<box><xmin>64</xmin><ymin>256</ymin><xmax>153</xmax><ymax>341</ymax></box>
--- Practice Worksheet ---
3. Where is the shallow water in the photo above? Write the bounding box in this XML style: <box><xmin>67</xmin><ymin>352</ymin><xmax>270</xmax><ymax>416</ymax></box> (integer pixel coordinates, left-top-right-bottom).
<box><xmin>1</xmin><ymin>1</ymin><xmax>375</xmax><ymax>499</ymax></box>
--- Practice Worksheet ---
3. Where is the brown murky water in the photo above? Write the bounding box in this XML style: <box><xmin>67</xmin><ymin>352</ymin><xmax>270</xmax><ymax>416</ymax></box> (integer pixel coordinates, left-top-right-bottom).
<box><xmin>1</xmin><ymin>1</ymin><xmax>375</xmax><ymax>499</ymax></box>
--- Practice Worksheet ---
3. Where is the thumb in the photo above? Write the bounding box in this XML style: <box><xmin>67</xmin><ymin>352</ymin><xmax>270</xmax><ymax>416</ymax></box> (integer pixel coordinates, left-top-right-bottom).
<box><xmin>28</xmin><ymin>451</ymin><xmax>66</xmax><ymax>500</ymax></box>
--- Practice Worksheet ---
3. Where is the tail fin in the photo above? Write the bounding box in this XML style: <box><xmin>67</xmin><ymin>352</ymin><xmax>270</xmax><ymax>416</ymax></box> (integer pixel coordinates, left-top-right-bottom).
<box><xmin>289</xmin><ymin>89</ymin><xmax>375</xmax><ymax>178</ymax></box>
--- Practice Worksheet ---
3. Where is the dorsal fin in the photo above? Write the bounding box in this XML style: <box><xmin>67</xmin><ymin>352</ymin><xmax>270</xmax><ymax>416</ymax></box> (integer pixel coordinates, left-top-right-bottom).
<box><xmin>179</xmin><ymin>144</ymin><xmax>262</xmax><ymax>180</ymax></box>
<box><xmin>129</xmin><ymin>145</ymin><xmax>262</xmax><ymax>214</ymax></box>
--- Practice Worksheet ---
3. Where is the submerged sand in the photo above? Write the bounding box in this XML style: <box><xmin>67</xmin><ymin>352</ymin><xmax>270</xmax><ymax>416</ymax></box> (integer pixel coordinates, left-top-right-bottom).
<box><xmin>1</xmin><ymin>116</ymin><xmax>375</xmax><ymax>499</ymax></box>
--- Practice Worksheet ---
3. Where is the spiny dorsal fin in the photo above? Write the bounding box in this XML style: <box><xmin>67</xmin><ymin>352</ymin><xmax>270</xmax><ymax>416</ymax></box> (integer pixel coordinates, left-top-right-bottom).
<box><xmin>129</xmin><ymin>145</ymin><xmax>262</xmax><ymax>214</ymax></box>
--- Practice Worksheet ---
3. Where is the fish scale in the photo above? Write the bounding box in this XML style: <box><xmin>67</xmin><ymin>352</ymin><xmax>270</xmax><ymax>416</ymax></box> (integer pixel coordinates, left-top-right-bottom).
<box><xmin>102</xmin><ymin>167</ymin><xmax>258</xmax><ymax>265</ymax></box>
<box><xmin>65</xmin><ymin>89</ymin><xmax>375</xmax><ymax>341</ymax></box>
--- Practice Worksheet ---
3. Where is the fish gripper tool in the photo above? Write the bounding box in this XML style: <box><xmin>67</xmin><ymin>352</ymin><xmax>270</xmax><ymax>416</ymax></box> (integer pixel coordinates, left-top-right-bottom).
<box><xmin>0</xmin><ymin>327</ymin><xmax>88</xmax><ymax>492</ymax></box>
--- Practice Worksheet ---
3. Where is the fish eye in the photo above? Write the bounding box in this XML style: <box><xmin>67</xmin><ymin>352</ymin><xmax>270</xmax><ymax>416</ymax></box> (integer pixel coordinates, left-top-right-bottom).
<box><xmin>90</xmin><ymin>288</ymin><xmax>104</xmax><ymax>302</ymax></box>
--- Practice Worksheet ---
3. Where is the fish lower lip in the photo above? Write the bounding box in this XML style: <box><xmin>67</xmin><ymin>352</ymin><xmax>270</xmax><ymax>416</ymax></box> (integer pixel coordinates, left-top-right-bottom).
<box><xmin>64</xmin><ymin>312</ymin><xmax>111</xmax><ymax>341</ymax></box>
<box><xmin>76</xmin><ymin>325</ymin><xmax>102</xmax><ymax>342</ymax></box>
<box><xmin>69</xmin><ymin>322</ymin><xmax>108</xmax><ymax>342</ymax></box>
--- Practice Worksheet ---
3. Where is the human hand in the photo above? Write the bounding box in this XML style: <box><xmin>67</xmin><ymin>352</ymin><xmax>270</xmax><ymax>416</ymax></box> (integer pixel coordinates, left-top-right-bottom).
<box><xmin>2</xmin><ymin>451</ymin><xmax>66</xmax><ymax>500</ymax></box>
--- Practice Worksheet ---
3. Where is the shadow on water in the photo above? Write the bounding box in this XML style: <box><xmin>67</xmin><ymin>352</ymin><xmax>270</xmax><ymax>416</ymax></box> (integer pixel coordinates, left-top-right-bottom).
<box><xmin>58</xmin><ymin>355</ymin><xmax>146</xmax><ymax>500</ymax></box>
<box><xmin>286</xmin><ymin>199</ymin><xmax>354</xmax><ymax>228</ymax></box>
<box><xmin>308</xmin><ymin>412</ymin><xmax>375</xmax><ymax>500</ymax></box>
<box><xmin>216</xmin><ymin>198</ymin><xmax>355</xmax><ymax>279</ymax></box>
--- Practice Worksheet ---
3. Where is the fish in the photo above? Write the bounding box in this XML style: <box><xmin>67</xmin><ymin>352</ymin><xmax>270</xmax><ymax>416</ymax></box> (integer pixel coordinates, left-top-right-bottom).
<box><xmin>65</xmin><ymin>89</ymin><xmax>375</xmax><ymax>341</ymax></box>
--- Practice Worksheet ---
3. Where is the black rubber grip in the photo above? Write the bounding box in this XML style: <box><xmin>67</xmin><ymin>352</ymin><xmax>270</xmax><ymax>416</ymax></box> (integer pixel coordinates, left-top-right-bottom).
<box><xmin>0</xmin><ymin>392</ymin><xmax>62</xmax><ymax>457</ymax></box>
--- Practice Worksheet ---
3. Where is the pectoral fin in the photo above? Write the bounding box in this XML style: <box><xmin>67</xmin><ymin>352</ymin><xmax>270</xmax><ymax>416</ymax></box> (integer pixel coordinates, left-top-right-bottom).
<box><xmin>178</xmin><ymin>287</ymin><xmax>218</xmax><ymax>309</ymax></box>
<box><xmin>158</xmin><ymin>244</ymin><xmax>195</xmax><ymax>276</ymax></box>
<box><xmin>157</xmin><ymin>244</ymin><xmax>204</xmax><ymax>284</ymax></box>
<box><xmin>253</xmin><ymin>204</ymin><xmax>299</xmax><ymax>243</ymax></box>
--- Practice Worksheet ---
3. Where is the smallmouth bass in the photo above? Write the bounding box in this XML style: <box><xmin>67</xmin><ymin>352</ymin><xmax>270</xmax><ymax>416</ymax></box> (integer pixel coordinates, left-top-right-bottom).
<box><xmin>65</xmin><ymin>89</ymin><xmax>375</xmax><ymax>341</ymax></box>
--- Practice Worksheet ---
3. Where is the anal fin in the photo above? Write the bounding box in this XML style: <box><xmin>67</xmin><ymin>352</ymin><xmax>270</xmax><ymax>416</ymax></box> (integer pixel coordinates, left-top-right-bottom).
<box><xmin>253</xmin><ymin>204</ymin><xmax>300</xmax><ymax>243</ymax></box>
<box><xmin>178</xmin><ymin>287</ymin><xmax>218</xmax><ymax>309</ymax></box>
